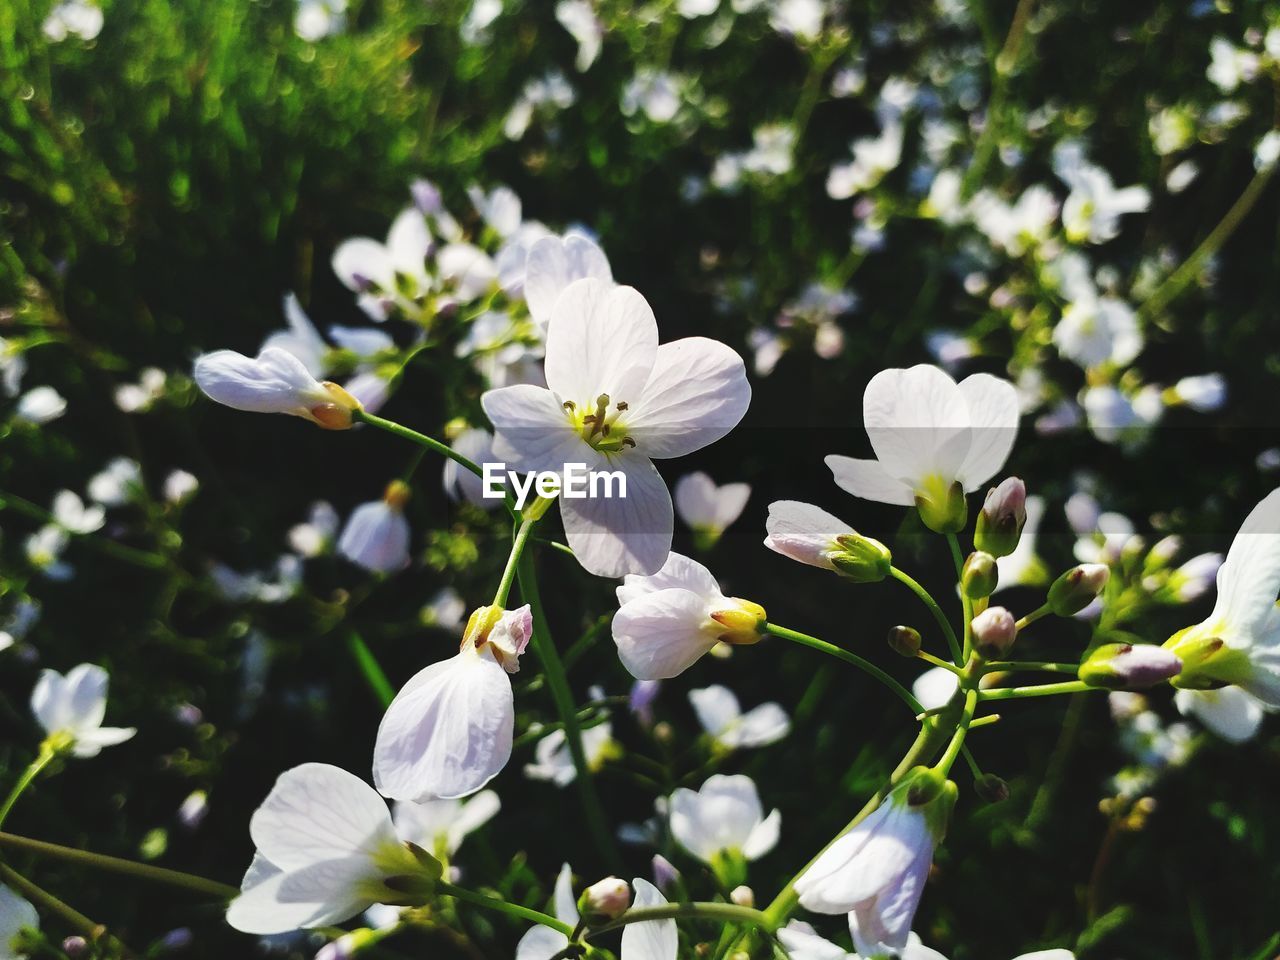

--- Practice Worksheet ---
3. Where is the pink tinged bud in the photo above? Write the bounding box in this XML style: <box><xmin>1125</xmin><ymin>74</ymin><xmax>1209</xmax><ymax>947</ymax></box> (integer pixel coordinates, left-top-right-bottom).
<box><xmin>651</xmin><ymin>854</ymin><xmax>681</xmax><ymax>890</ymax></box>
<box><xmin>1079</xmin><ymin>643</ymin><xmax>1183</xmax><ymax>689</ymax></box>
<box><xmin>1048</xmin><ymin>563</ymin><xmax>1110</xmax><ymax>616</ymax></box>
<box><xmin>484</xmin><ymin>605</ymin><xmax>533</xmax><ymax>673</ymax></box>
<box><xmin>971</xmin><ymin>606</ymin><xmax>1017</xmax><ymax>658</ymax></box>
<box><xmin>887</xmin><ymin>625</ymin><xmax>922</xmax><ymax>657</ymax></box>
<box><xmin>730</xmin><ymin>885</ymin><xmax>755</xmax><ymax>907</ymax></box>
<box><xmin>974</xmin><ymin>477</ymin><xmax>1027</xmax><ymax>558</ymax></box>
<box><xmin>581</xmin><ymin>877</ymin><xmax>632</xmax><ymax>920</ymax></box>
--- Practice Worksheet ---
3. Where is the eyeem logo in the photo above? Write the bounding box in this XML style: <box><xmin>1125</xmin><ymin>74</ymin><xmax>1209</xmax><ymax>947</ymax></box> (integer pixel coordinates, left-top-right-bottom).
<box><xmin>483</xmin><ymin>462</ymin><xmax>628</xmax><ymax>510</ymax></box>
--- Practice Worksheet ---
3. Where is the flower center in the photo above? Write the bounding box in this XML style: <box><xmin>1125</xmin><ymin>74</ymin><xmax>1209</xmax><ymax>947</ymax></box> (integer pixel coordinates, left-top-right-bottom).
<box><xmin>564</xmin><ymin>393</ymin><xmax>636</xmax><ymax>453</ymax></box>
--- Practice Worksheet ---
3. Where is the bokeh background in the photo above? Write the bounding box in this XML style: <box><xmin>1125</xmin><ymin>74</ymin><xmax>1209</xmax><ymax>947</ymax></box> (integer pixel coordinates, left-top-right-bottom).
<box><xmin>3</xmin><ymin>0</ymin><xmax>1280</xmax><ymax>957</ymax></box>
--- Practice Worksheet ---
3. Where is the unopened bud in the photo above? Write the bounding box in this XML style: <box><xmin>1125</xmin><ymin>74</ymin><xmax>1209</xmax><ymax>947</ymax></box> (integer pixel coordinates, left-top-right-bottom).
<box><xmin>974</xmin><ymin>773</ymin><xmax>1010</xmax><ymax>804</ymax></box>
<box><xmin>710</xmin><ymin>598</ymin><xmax>767</xmax><ymax>644</ymax></box>
<box><xmin>961</xmin><ymin>551</ymin><xmax>999</xmax><ymax>599</ymax></box>
<box><xmin>580</xmin><ymin>877</ymin><xmax>631</xmax><ymax>922</ymax></box>
<box><xmin>62</xmin><ymin>938</ymin><xmax>90</xmax><ymax>959</ymax></box>
<box><xmin>915</xmin><ymin>478</ymin><xmax>968</xmax><ymax>534</ymax></box>
<box><xmin>974</xmin><ymin>478</ymin><xmax>1027</xmax><ymax>558</ymax></box>
<box><xmin>830</xmin><ymin>532</ymin><xmax>892</xmax><ymax>582</ymax></box>
<box><xmin>971</xmin><ymin>606</ymin><xmax>1017</xmax><ymax>658</ymax></box>
<box><xmin>888</xmin><ymin>625</ymin><xmax>922</xmax><ymax>657</ymax></box>
<box><xmin>730</xmin><ymin>885</ymin><xmax>755</xmax><ymax>907</ymax></box>
<box><xmin>1047</xmin><ymin>564</ymin><xmax>1110</xmax><ymax>616</ymax></box>
<box><xmin>1079</xmin><ymin>643</ymin><xmax>1183</xmax><ymax>689</ymax></box>
<box><xmin>651</xmin><ymin>854</ymin><xmax>681</xmax><ymax>890</ymax></box>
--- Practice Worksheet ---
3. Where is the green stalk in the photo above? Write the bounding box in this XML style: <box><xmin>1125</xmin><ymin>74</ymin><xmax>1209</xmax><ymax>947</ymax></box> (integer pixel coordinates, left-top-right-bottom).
<box><xmin>933</xmin><ymin>689</ymin><xmax>979</xmax><ymax>776</ymax></box>
<box><xmin>979</xmin><ymin>680</ymin><xmax>1093</xmax><ymax>701</ymax></box>
<box><xmin>494</xmin><ymin>517</ymin><xmax>537</xmax><ymax>608</ymax></box>
<box><xmin>0</xmin><ymin>746</ymin><xmax>56</xmax><ymax>831</ymax></box>
<box><xmin>347</xmin><ymin>632</ymin><xmax>396</xmax><ymax>707</ymax></box>
<box><xmin>889</xmin><ymin>566</ymin><xmax>963</xmax><ymax>664</ymax></box>
<box><xmin>0</xmin><ymin>862</ymin><xmax>132</xmax><ymax>955</ymax></box>
<box><xmin>436</xmin><ymin>881</ymin><xmax>573</xmax><ymax>935</ymax></box>
<box><xmin>763</xmin><ymin>623</ymin><xmax>926</xmax><ymax>715</ymax></box>
<box><xmin>353</xmin><ymin>410</ymin><xmax>483</xmax><ymax>476</ymax></box>
<box><xmin>590</xmin><ymin>902</ymin><xmax>773</xmax><ymax>936</ymax></box>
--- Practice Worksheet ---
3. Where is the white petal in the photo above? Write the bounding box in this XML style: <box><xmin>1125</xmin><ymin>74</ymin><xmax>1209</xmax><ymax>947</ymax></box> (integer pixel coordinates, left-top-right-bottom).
<box><xmin>688</xmin><ymin>685</ymin><xmax>741</xmax><ymax>737</ymax></box>
<box><xmin>627</xmin><ymin>339</ymin><xmax>751</xmax><ymax>460</ymax></box>
<box><xmin>670</xmin><ymin>774</ymin><xmax>767</xmax><ymax>863</ymax></box>
<box><xmin>70</xmin><ymin>726</ymin><xmax>136</xmax><ymax>758</ymax></box>
<box><xmin>560</xmin><ymin>456</ymin><xmax>673</xmax><ymax>577</ymax></box>
<box><xmin>524</xmin><ymin>233</ymin><xmax>614</xmax><ymax>331</ymax></box>
<box><xmin>776</xmin><ymin>922</ymin><xmax>851</xmax><ymax>960</ymax></box>
<box><xmin>863</xmin><ymin>365</ymin><xmax>970</xmax><ymax>487</ymax></box>
<box><xmin>1211</xmin><ymin>487</ymin><xmax>1280</xmax><ymax>642</ymax></box>
<box><xmin>332</xmin><ymin>238</ymin><xmax>394</xmax><ymax>292</ymax></box>
<box><xmin>726</xmin><ymin>702</ymin><xmax>791</xmax><ymax>749</ymax></box>
<box><xmin>373</xmin><ymin>651</ymin><xmax>515</xmax><ymax>801</ymax></box>
<box><xmin>612</xmin><ymin>588</ymin><xmax>718</xmax><ymax>680</ymax></box>
<box><xmin>622</xmin><ymin>879</ymin><xmax>677</xmax><ymax>960</ymax></box>
<box><xmin>482</xmin><ymin>384</ymin><xmax>585</xmax><ymax>475</ymax></box>
<box><xmin>337</xmin><ymin>502</ymin><xmax>411</xmax><ymax>574</ymax></box>
<box><xmin>544</xmin><ymin>280</ymin><xmax>658</xmax><ymax>406</ymax></box>
<box><xmin>553</xmin><ymin>861</ymin><xmax>580</xmax><ymax>924</ymax></box>
<box><xmin>616</xmin><ymin>551</ymin><xmax>721</xmax><ymax>605</ymax></box>
<box><xmin>912</xmin><ymin>667</ymin><xmax>959</xmax><ymax>712</ymax></box>
<box><xmin>902</xmin><ymin>932</ymin><xmax>950</xmax><ymax>960</ymax></box>
<box><xmin>446</xmin><ymin>790</ymin><xmax>502</xmax><ymax>852</ymax></box>
<box><xmin>516</xmin><ymin>925</ymin><xmax>571</xmax><ymax>960</ymax></box>
<box><xmin>955</xmin><ymin>373</ymin><xmax>1020</xmax><ymax>490</ymax></box>
<box><xmin>58</xmin><ymin>663</ymin><xmax>109</xmax><ymax>732</ymax></box>
<box><xmin>1174</xmin><ymin>688</ymin><xmax>1265</xmax><ymax>743</ymax></box>
<box><xmin>825</xmin><ymin>456</ymin><xmax>916</xmax><ymax>505</ymax></box>
<box><xmin>387</xmin><ymin>208</ymin><xmax>432</xmax><ymax>281</ymax></box>
<box><xmin>762</xmin><ymin>500</ymin><xmax>849</xmax><ymax>570</ymax></box>
<box><xmin>0</xmin><ymin>880</ymin><xmax>39</xmax><ymax>948</ymax></box>
<box><xmin>194</xmin><ymin>348</ymin><xmax>325</xmax><ymax>416</ymax></box>
<box><xmin>225</xmin><ymin>856</ymin><xmax>371</xmax><ymax>934</ymax></box>
<box><xmin>742</xmin><ymin>807</ymin><xmax>781</xmax><ymax>859</ymax></box>
<box><xmin>1012</xmin><ymin>952</ymin><xmax>1075</xmax><ymax>960</ymax></box>
<box><xmin>250</xmin><ymin>763</ymin><xmax>395</xmax><ymax>871</ymax></box>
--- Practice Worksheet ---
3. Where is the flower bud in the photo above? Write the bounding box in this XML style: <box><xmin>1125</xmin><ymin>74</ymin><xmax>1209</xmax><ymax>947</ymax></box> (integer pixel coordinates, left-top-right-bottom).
<box><xmin>710</xmin><ymin>598</ymin><xmax>767</xmax><ymax>644</ymax></box>
<box><xmin>62</xmin><ymin>938</ymin><xmax>90</xmax><ymax>959</ymax></box>
<box><xmin>1079</xmin><ymin>643</ymin><xmax>1183</xmax><ymax>689</ymax></box>
<box><xmin>1164</xmin><ymin>627</ymin><xmax>1253</xmax><ymax>690</ymax></box>
<box><xmin>651</xmin><ymin>854</ymin><xmax>681</xmax><ymax>890</ymax></box>
<box><xmin>580</xmin><ymin>877</ymin><xmax>632</xmax><ymax>922</ymax></box>
<box><xmin>1047</xmin><ymin>563</ymin><xmax>1110</xmax><ymax>616</ymax></box>
<box><xmin>974</xmin><ymin>478</ymin><xmax>1027</xmax><ymax>558</ymax></box>
<box><xmin>915</xmin><ymin>478</ymin><xmax>968</xmax><ymax>534</ymax></box>
<box><xmin>730</xmin><ymin>885</ymin><xmax>755</xmax><ymax>907</ymax></box>
<box><xmin>310</xmin><ymin>381</ymin><xmax>363</xmax><ymax>429</ymax></box>
<box><xmin>961</xmin><ymin>551</ymin><xmax>999</xmax><ymax>599</ymax></box>
<box><xmin>888</xmin><ymin>625</ymin><xmax>922</xmax><ymax>657</ymax></box>
<box><xmin>829</xmin><ymin>532</ymin><xmax>892</xmax><ymax>582</ymax></box>
<box><xmin>971</xmin><ymin>606</ymin><xmax>1017</xmax><ymax>658</ymax></box>
<box><xmin>974</xmin><ymin>773</ymin><xmax>1010</xmax><ymax>804</ymax></box>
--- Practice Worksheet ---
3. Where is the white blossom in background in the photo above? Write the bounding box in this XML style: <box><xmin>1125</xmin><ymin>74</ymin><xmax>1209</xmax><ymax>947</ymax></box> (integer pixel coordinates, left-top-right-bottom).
<box><xmin>115</xmin><ymin>367</ymin><xmax>168</xmax><ymax>413</ymax></box>
<box><xmin>468</xmin><ymin>185</ymin><xmax>524</xmax><ymax>239</ymax></box>
<box><xmin>967</xmin><ymin>185</ymin><xmax>1058</xmax><ymax>256</ymax></box>
<box><xmin>289</xmin><ymin>501</ymin><xmax>340</xmax><ymax>557</ymax></box>
<box><xmin>523</xmin><ymin>232</ymin><xmax>614</xmax><ymax>333</ymax></box>
<box><xmin>393</xmin><ymin>790</ymin><xmax>500</xmax><ymax>858</ymax></box>
<box><xmin>332</xmin><ymin>208</ymin><xmax>432</xmax><ymax>321</ymax></box>
<box><xmin>42</xmin><ymin>0</ymin><xmax>103</xmax><ymax>41</ymax></box>
<box><xmin>443</xmin><ymin>428</ymin><xmax>499</xmax><ymax>509</ymax></box>
<box><xmin>1081</xmin><ymin>384</ymin><xmax>1162</xmax><ymax>447</ymax></box>
<box><xmin>88</xmin><ymin>457</ymin><xmax>143</xmax><ymax>506</ymax></box>
<box><xmin>674</xmin><ymin>472</ymin><xmax>750</xmax><ymax>543</ymax></box>
<box><xmin>612</xmin><ymin>552</ymin><xmax>765</xmax><ymax>680</ymax></box>
<box><xmin>15</xmin><ymin>385</ymin><xmax>67</xmax><ymax>424</ymax></box>
<box><xmin>374</xmin><ymin>605</ymin><xmax>531</xmax><ymax>801</ymax></box>
<box><xmin>483</xmin><ymin>279</ymin><xmax>751</xmax><ymax>577</ymax></box>
<box><xmin>294</xmin><ymin>0</ymin><xmax>346</xmax><ymax>41</ymax></box>
<box><xmin>1170</xmin><ymin>374</ymin><xmax>1226</xmax><ymax>412</ymax></box>
<box><xmin>556</xmin><ymin>0</ymin><xmax>603</xmax><ymax>71</ymax></box>
<box><xmin>516</xmin><ymin>864</ymin><xmax>578</xmax><ymax>960</ymax></box>
<box><xmin>525</xmin><ymin>722</ymin><xmax>616</xmax><ymax>786</ymax></box>
<box><xmin>337</xmin><ymin>482</ymin><xmax>412</xmax><ymax>573</ymax></box>
<box><xmin>1174</xmin><ymin>687</ymin><xmax>1265</xmax><ymax>743</ymax></box>
<box><xmin>825</xmin><ymin>364</ymin><xmax>1019</xmax><ymax>516</ymax></box>
<box><xmin>163</xmin><ymin>469</ymin><xmax>200</xmax><ymax>505</ymax></box>
<box><xmin>778</xmin><ymin>923</ymin><xmax>1073</xmax><ymax>960</ymax></box>
<box><xmin>1206</xmin><ymin>36</ymin><xmax>1258</xmax><ymax>93</ymax></box>
<box><xmin>1068</xmin><ymin>493</ymin><xmax>1138</xmax><ymax>566</ymax></box>
<box><xmin>0</xmin><ymin>599</ymin><xmax>40</xmax><ymax>656</ymax></box>
<box><xmin>669</xmin><ymin>774</ymin><xmax>780</xmax><ymax>865</ymax></box>
<box><xmin>770</xmin><ymin>0</ymin><xmax>823</xmax><ymax>41</ymax></box>
<box><xmin>913</xmin><ymin>665</ymin><xmax>959</xmax><ymax>712</ymax></box>
<box><xmin>31</xmin><ymin>664</ymin><xmax>135</xmax><ymax>757</ymax></box>
<box><xmin>1054</xmin><ymin>145</ymin><xmax>1151</xmax><ymax>244</ymax></box>
<box><xmin>1165</xmin><ymin>487</ymin><xmax>1280</xmax><ymax>706</ymax></box>
<box><xmin>1167</xmin><ymin>552</ymin><xmax>1224</xmax><ymax>602</ymax></box>
<box><xmin>1052</xmin><ymin>292</ymin><xmax>1142</xmax><ymax>371</ymax></box>
<box><xmin>0</xmin><ymin>885</ymin><xmax>39</xmax><ymax>959</ymax></box>
<box><xmin>52</xmin><ymin>490</ymin><xmax>105</xmax><ymax>534</ymax></box>
<box><xmin>678</xmin><ymin>0</ymin><xmax>719</xmax><ymax>16</ymax></box>
<box><xmin>827</xmin><ymin>123</ymin><xmax>903</xmax><ymax>199</ymax></box>
<box><xmin>504</xmin><ymin>70</ymin><xmax>577</xmax><ymax>140</ymax></box>
<box><xmin>423</xmin><ymin>588</ymin><xmax>467</xmax><ymax>631</ymax></box>
<box><xmin>25</xmin><ymin>525</ymin><xmax>72</xmax><ymax>581</ymax></box>
<box><xmin>688</xmin><ymin>685</ymin><xmax>789</xmax><ymax>749</ymax></box>
<box><xmin>1</xmin><ymin>337</ymin><xmax>27</xmax><ymax>397</ymax></box>
<box><xmin>622</xmin><ymin>69</ymin><xmax>683</xmax><ymax>124</ymax></box>
<box><xmin>227</xmin><ymin>764</ymin><xmax>433</xmax><ymax>934</ymax></box>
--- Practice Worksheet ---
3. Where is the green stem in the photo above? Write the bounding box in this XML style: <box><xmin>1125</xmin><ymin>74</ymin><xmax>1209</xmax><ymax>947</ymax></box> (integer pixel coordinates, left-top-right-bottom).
<box><xmin>1015</xmin><ymin>605</ymin><xmax>1051</xmax><ymax>632</ymax></box>
<box><xmin>947</xmin><ymin>535</ymin><xmax>974</xmax><ymax>660</ymax></box>
<box><xmin>347</xmin><ymin>632</ymin><xmax>395</xmax><ymax>707</ymax></box>
<box><xmin>934</xmin><ymin>689</ymin><xmax>979</xmax><ymax>776</ymax></box>
<box><xmin>0</xmin><ymin>746</ymin><xmax>56</xmax><ymax>831</ymax></box>
<box><xmin>889</xmin><ymin>566</ymin><xmax>963</xmax><ymax>664</ymax></box>
<box><xmin>436</xmin><ymin>881</ymin><xmax>574</xmax><ymax>935</ymax></box>
<box><xmin>985</xmin><ymin>660</ymin><xmax>1078</xmax><ymax>674</ymax></box>
<box><xmin>494</xmin><ymin>517</ymin><xmax>537</xmax><ymax>608</ymax></box>
<box><xmin>0</xmin><ymin>832</ymin><xmax>238</xmax><ymax>898</ymax></box>
<box><xmin>763</xmin><ymin>623</ymin><xmax>925</xmax><ymax>715</ymax></box>
<box><xmin>979</xmin><ymin>680</ymin><xmax>1092</xmax><ymax>701</ymax></box>
<box><xmin>591</xmin><ymin>902</ymin><xmax>773</xmax><ymax>936</ymax></box>
<box><xmin>960</xmin><ymin>0</ymin><xmax>1036</xmax><ymax>198</ymax></box>
<box><xmin>916</xmin><ymin>651</ymin><xmax>964</xmax><ymax>676</ymax></box>
<box><xmin>353</xmin><ymin>410</ymin><xmax>483</xmax><ymax>477</ymax></box>
<box><xmin>0</xmin><ymin>862</ymin><xmax>131</xmax><ymax>955</ymax></box>
<box><xmin>515</xmin><ymin>549</ymin><xmax>620</xmax><ymax>869</ymax></box>
<box><xmin>0</xmin><ymin>492</ymin><xmax>171</xmax><ymax>573</ymax></box>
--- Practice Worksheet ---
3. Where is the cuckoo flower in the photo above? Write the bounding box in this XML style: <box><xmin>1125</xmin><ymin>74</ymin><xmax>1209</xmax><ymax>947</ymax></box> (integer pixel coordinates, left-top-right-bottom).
<box><xmin>483</xmin><ymin>279</ymin><xmax>750</xmax><ymax>576</ymax></box>
<box><xmin>332</xmin><ymin>208</ymin><xmax>432</xmax><ymax>321</ymax></box>
<box><xmin>515</xmin><ymin>864</ymin><xmax>579</xmax><ymax>960</ymax></box>
<box><xmin>794</xmin><ymin>768</ymin><xmax>956</xmax><ymax>957</ymax></box>
<box><xmin>826</xmin><ymin>365</ymin><xmax>1019</xmax><ymax>533</ymax></box>
<box><xmin>1165</xmin><ymin>488</ymin><xmax>1280</xmax><ymax>706</ymax></box>
<box><xmin>226</xmin><ymin>764</ymin><xmax>438</xmax><ymax>934</ymax></box>
<box><xmin>612</xmin><ymin>552</ymin><xmax>765</xmax><ymax>680</ymax></box>
<box><xmin>374</xmin><ymin>605</ymin><xmax>531</xmax><ymax>801</ymax></box>
<box><xmin>688</xmin><ymin>685</ymin><xmax>790</xmax><ymax>750</ymax></box>
<box><xmin>31</xmin><ymin>664</ymin><xmax>135</xmax><ymax>758</ymax></box>
<box><xmin>194</xmin><ymin>347</ymin><xmax>361</xmax><ymax>429</ymax></box>
<box><xmin>777</xmin><ymin>923</ymin><xmax>1073</xmax><ymax>960</ymax></box>
<box><xmin>669</xmin><ymin>774</ymin><xmax>780</xmax><ymax>870</ymax></box>
<box><xmin>674</xmin><ymin>472</ymin><xmax>751</xmax><ymax>546</ymax></box>
<box><xmin>338</xmin><ymin>481</ymin><xmax>413</xmax><ymax>573</ymax></box>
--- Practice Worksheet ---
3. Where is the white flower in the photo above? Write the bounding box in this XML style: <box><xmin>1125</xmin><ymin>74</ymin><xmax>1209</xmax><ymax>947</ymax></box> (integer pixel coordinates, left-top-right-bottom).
<box><xmin>52</xmin><ymin>490</ymin><xmax>104</xmax><ymax>534</ymax></box>
<box><xmin>770</xmin><ymin>0</ymin><xmax>823</xmax><ymax>41</ymax></box>
<box><xmin>337</xmin><ymin>483</ymin><xmax>412</xmax><ymax>573</ymax></box>
<box><xmin>1055</xmin><ymin>146</ymin><xmax>1150</xmax><ymax>244</ymax></box>
<box><xmin>392</xmin><ymin>790</ymin><xmax>501</xmax><ymax>857</ymax></box>
<box><xmin>461</xmin><ymin>0</ymin><xmax>502</xmax><ymax>43</ymax></box>
<box><xmin>1171</xmin><ymin>373</ymin><xmax>1226</xmax><ymax>412</ymax></box>
<box><xmin>294</xmin><ymin>0</ymin><xmax>347</xmax><ymax>40</ymax></box>
<box><xmin>25</xmin><ymin>525</ymin><xmax>72</xmax><ymax>581</ymax></box>
<box><xmin>227</xmin><ymin>764</ymin><xmax>432</xmax><ymax>934</ymax></box>
<box><xmin>967</xmin><ymin>186</ymin><xmax>1058</xmax><ymax>256</ymax></box>
<box><xmin>1053</xmin><ymin>296</ymin><xmax>1142</xmax><ymax>370</ymax></box>
<box><xmin>622</xmin><ymin>879</ymin><xmax>678</xmax><ymax>960</ymax></box>
<box><xmin>794</xmin><ymin>771</ymin><xmax>954</xmax><ymax>957</ymax></box>
<box><xmin>992</xmin><ymin>494</ymin><xmax>1046</xmax><ymax>591</ymax></box>
<box><xmin>374</xmin><ymin>606</ymin><xmax>531</xmax><ymax>801</ymax></box>
<box><xmin>1207</xmin><ymin>36</ymin><xmax>1258</xmax><ymax>93</ymax></box>
<box><xmin>523</xmin><ymin>233</ymin><xmax>613</xmax><ymax>333</ymax></box>
<box><xmin>15</xmin><ymin>386</ymin><xmax>67</xmax><ymax>424</ymax></box>
<box><xmin>194</xmin><ymin>347</ymin><xmax>361</xmax><ymax>428</ymax></box>
<box><xmin>164</xmin><ymin>469</ymin><xmax>200</xmax><ymax>505</ymax></box>
<box><xmin>674</xmin><ymin>472</ymin><xmax>750</xmax><ymax>542</ymax></box>
<box><xmin>424</xmin><ymin>587</ymin><xmax>468</xmax><ymax>631</ymax></box>
<box><xmin>678</xmin><ymin>0</ymin><xmax>719</xmax><ymax>16</ymax></box>
<box><xmin>612</xmin><ymin>552</ymin><xmax>764</xmax><ymax>680</ymax></box>
<box><xmin>437</xmin><ymin>243</ymin><xmax>500</xmax><ymax>302</ymax></box>
<box><xmin>825</xmin><ymin>365</ymin><xmax>1019</xmax><ymax>522</ymax></box>
<box><xmin>0</xmin><ymin>885</ymin><xmax>38</xmax><ymax>960</ymax></box>
<box><xmin>525</xmin><ymin>722</ymin><xmax>615</xmax><ymax>786</ymax></box>
<box><xmin>1170</xmin><ymin>552</ymin><xmax>1224</xmax><ymax>602</ymax></box>
<box><xmin>777</xmin><ymin>922</ymin><xmax>951</xmax><ymax>960</ymax></box>
<box><xmin>482</xmin><ymin>279</ymin><xmax>751</xmax><ymax>577</ymax></box>
<box><xmin>669</xmin><ymin>774</ymin><xmax>780</xmax><ymax>865</ymax></box>
<box><xmin>1174</xmin><ymin>688</ymin><xmax>1265</xmax><ymax>744</ymax></box>
<box><xmin>31</xmin><ymin>664</ymin><xmax>135</xmax><ymax>757</ymax></box>
<box><xmin>516</xmin><ymin>864</ymin><xmax>579</xmax><ymax>960</ymax></box>
<box><xmin>468</xmin><ymin>184</ymin><xmax>524</xmax><ymax>239</ymax></box>
<box><xmin>332</xmin><ymin>208</ymin><xmax>432</xmax><ymax>316</ymax></box>
<box><xmin>688</xmin><ymin>685</ymin><xmax>789</xmax><ymax>749</ymax></box>
<box><xmin>1165</xmin><ymin>488</ymin><xmax>1280</xmax><ymax>706</ymax></box>
<box><xmin>912</xmin><ymin>666</ymin><xmax>958</xmax><ymax>712</ymax></box>
<box><xmin>88</xmin><ymin>457</ymin><xmax>142</xmax><ymax>506</ymax></box>
<box><xmin>42</xmin><ymin>0</ymin><xmax>103</xmax><ymax>41</ymax></box>
<box><xmin>1081</xmin><ymin>384</ymin><xmax>1162</xmax><ymax>446</ymax></box>
<box><xmin>826</xmin><ymin>123</ymin><xmax>903</xmax><ymax>199</ymax></box>
<box><xmin>265</xmin><ymin>294</ymin><xmax>330</xmax><ymax>377</ymax></box>
<box><xmin>556</xmin><ymin>0</ymin><xmax>603</xmax><ymax>71</ymax></box>
<box><xmin>622</xmin><ymin>69</ymin><xmax>683</xmax><ymax>124</ymax></box>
